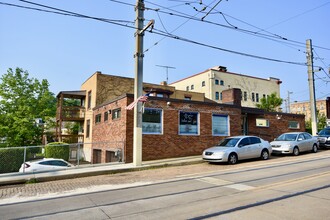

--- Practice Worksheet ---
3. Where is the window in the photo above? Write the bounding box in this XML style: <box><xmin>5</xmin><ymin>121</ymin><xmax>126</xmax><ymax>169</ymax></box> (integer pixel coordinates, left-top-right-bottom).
<box><xmin>191</xmin><ymin>85</ymin><xmax>194</xmax><ymax>90</ymax></box>
<box><xmin>256</xmin><ymin>93</ymin><xmax>259</xmax><ymax>102</ymax></box>
<box><xmin>220</xmin><ymin>92</ymin><xmax>223</xmax><ymax>100</ymax></box>
<box><xmin>184</xmin><ymin>96</ymin><xmax>191</xmax><ymax>100</ymax></box>
<box><xmin>215</xmin><ymin>79</ymin><xmax>219</xmax><ymax>85</ymax></box>
<box><xmin>244</xmin><ymin>91</ymin><xmax>247</xmax><ymax>101</ymax></box>
<box><xmin>289</xmin><ymin>121</ymin><xmax>300</xmax><ymax>129</ymax></box>
<box><xmin>212</xmin><ymin>114</ymin><xmax>229</xmax><ymax>136</ymax></box>
<box><xmin>303</xmin><ymin>133</ymin><xmax>312</xmax><ymax>139</ymax></box>
<box><xmin>104</xmin><ymin>111</ymin><xmax>109</xmax><ymax>121</ymax></box>
<box><xmin>249</xmin><ymin>137</ymin><xmax>261</xmax><ymax>144</ymax></box>
<box><xmin>252</xmin><ymin>93</ymin><xmax>255</xmax><ymax>102</ymax></box>
<box><xmin>238</xmin><ymin>137</ymin><xmax>250</xmax><ymax>147</ymax></box>
<box><xmin>179</xmin><ymin>111</ymin><xmax>199</xmax><ymax>135</ymax></box>
<box><xmin>263</xmin><ymin>94</ymin><xmax>266</xmax><ymax>99</ymax></box>
<box><xmin>156</xmin><ymin>93</ymin><xmax>164</xmax><ymax>97</ymax></box>
<box><xmin>256</xmin><ymin>118</ymin><xmax>269</xmax><ymax>127</ymax></box>
<box><xmin>220</xmin><ymin>80</ymin><xmax>224</xmax><ymax>86</ymax></box>
<box><xmin>215</xmin><ymin>92</ymin><xmax>220</xmax><ymax>100</ymax></box>
<box><xmin>186</xmin><ymin>86</ymin><xmax>189</xmax><ymax>91</ymax></box>
<box><xmin>86</xmin><ymin>120</ymin><xmax>90</xmax><ymax>138</ymax></box>
<box><xmin>95</xmin><ymin>114</ymin><xmax>101</xmax><ymax>124</ymax></box>
<box><xmin>142</xmin><ymin>108</ymin><xmax>162</xmax><ymax>134</ymax></box>
<box><xmin>112</xmin><ymin>108</ymin><xmax>121</xmax><ymax>120</ymax></box>
<box><xmin>202</xmin><ymin>81</ymin><xmax>205</xmax><ymax>87</ymax></box>
<box><xmin>87</xmin><ymin>90</ymin><xmax>92</xmax><ymax>109</ymax></box>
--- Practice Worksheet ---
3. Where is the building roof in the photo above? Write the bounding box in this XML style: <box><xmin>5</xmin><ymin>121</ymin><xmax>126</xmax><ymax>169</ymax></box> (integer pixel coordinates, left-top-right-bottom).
<box><xmin>169</xmin><ymin>66</ymin><xmax>281</xmax><ymax>85</ymax></box>
<box><xmin>56</xmin><ymin>90</ymin><xmax>86</xmax><ymax>98</ymax></box>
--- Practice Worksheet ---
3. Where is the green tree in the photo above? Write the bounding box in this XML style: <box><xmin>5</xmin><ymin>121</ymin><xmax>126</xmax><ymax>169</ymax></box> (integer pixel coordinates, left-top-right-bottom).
<box><xmin>256</xmin><ymin>92</ymin><xmax>283</xmax><ymax>112</ymax></box>
<box><xmin>0</xmin><ymin>68</ymin><xmax>56</xmax><ymax>147</ymax></box>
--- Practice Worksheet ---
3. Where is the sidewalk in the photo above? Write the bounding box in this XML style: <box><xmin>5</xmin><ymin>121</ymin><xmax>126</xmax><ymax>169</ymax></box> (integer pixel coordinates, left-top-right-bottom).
<box><xmin>0</xmin><ymin>156</ymin><xmax>203</xmax><ymax>186</ymax></box>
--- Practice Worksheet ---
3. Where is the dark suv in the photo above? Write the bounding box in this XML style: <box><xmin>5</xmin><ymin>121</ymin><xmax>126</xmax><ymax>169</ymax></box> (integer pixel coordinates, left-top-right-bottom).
<box><xmin>317</xmin><ymin>128</ymin><xmax>330</xmax><ymax>148</ymax></box>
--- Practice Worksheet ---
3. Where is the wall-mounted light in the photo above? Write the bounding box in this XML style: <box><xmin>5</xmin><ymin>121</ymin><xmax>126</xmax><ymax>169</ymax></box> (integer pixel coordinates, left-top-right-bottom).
<box><xmin>276</xmin><ymin>114</ymin><xmax>282</xmax><ymax>120</ymax></box>
<box><xmin>167</xmin><ymin>101</ymin><xmax>171</xmax><ymax>106</ymax></box>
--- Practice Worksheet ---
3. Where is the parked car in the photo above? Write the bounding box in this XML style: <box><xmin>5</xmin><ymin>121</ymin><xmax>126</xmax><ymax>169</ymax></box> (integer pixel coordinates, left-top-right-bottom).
<box><xmin>202</xmin><ymin>136</ymin><xmax>272</xmax><ymax>164</ymax></box>
<box><xmin>317</xmin><ymin>127</ymin><xmax>330</xmax><ymax>149</ymax></box>
<box><xmin>270</xmin><ymin>132</ymin><xmax>318</xmax><ymax>156</ymax></box>
<box><xmin>19</xmin><ymin>158</ymin><xmax>73</xmax><ymax>173</ymax></box>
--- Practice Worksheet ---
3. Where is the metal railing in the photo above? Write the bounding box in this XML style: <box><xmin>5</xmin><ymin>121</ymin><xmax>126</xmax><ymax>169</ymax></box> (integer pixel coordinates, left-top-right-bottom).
<box><xmin>0</xmin><ymin>141</ymin><xmax>125</xmax><ymax>174</ymax></box>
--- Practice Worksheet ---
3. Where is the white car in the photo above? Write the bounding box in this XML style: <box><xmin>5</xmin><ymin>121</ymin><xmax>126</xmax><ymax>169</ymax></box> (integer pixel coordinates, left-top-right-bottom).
<box><xmin>270</xmin><ymin>132</ymin><xmax>318</xmax><ymax>156</ymax></box>
<box><xmin>19</xmin><ymin>158</ymin><xmax>73</xmax><ymax>173</ymax></box>
<box><xmin>202</xmin><ymin>136</ymin><xmax>272</xmax><ymax>164</ymax></box>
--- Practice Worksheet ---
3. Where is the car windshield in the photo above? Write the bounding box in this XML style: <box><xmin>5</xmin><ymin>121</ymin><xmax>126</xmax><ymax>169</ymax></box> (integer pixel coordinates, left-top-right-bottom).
<box><xmin>276</xmin><ymin>134</ymin><xmax>297</xmax><ymax>141</ymax></box>
<box><xmin>319</xmin><ymin>129</ymin><xmax>330</xmax><ymax>135</ymax></box>
<box><xmin>217</xmin><ymin>138</ymin><xmax>240</xmax><ymax>147</ymax></box>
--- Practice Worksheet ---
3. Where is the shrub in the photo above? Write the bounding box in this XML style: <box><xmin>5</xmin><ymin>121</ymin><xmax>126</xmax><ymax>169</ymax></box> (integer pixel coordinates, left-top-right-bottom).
<box><xmin>44</xmin><ymin>142</ymin><xmax>69</xmax><ymax>161</ymax></box>
<box><xmin>0</xmin><ymin>148</ymin><xmax>25</xmax><ymax>173</ymax></box>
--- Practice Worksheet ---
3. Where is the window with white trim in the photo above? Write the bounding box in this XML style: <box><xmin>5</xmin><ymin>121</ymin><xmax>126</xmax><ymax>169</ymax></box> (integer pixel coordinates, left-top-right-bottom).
<box><xmin>289</xmin><ymin>121</ymin><xmax>300</xmax><ymax>129</ymax></box>
<box><xmin>256</xmin><ymin>118</ymin><xmax>269</xmax><ymax>127</ymax></box>
<box><xmin>142</xmin><ymin>108</ymin><xmax>162</xmax><ymax>134</ymax></box>
<box><xmin>179</xmin><ymin>111</ymin><xmax>199</xmax><ymax>135</ymax></box>
<box><xmin>212</xmin><ymin>114</ymin><xmax>229</xmax><ymax>136</ymax></box>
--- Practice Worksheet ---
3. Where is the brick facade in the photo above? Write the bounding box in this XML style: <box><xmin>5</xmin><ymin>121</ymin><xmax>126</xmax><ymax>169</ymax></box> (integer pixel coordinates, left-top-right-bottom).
<box><xmin>92</xmin><ymin>92</ymin><xmax>305</xmax><ymax>163</ymax></box>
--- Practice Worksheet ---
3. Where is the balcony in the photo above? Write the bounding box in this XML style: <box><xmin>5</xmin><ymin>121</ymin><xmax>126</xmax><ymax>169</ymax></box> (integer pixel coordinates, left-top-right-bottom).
<box><xmin>57</xmin><ymin>106</ymin><xmax>85</xmax><ymax>121</ymax></box>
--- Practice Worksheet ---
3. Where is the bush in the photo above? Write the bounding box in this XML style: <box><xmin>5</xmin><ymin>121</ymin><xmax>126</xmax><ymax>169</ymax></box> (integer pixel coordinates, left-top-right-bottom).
<box><xmin>0</xmin><ymin>148</ymin><xmax>25</xmax><ymax>173</ymax></box>
<box><xmin>45</xmin><ymin>142</ymin><xmax>69</xmax><ymax>161</ymax></box>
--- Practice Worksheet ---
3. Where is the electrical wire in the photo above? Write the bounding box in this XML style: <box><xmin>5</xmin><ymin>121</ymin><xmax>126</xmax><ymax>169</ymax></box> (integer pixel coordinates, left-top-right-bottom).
<box><xmin>0</xmin><ymin>0</ymin><xmax>319</xmax><ymax>67</ymax></box>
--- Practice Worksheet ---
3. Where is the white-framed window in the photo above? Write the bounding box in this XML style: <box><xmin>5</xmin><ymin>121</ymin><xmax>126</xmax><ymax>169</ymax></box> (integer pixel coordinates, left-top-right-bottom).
<box><xmin>191</xmin><ymin>85</ymin><xmax>194</xmax><ymax>90</ymax></box>
<box><xmin>142</xmin><ymin>108</ymin><xmax>162</xmax><ymax>134</ymax></box>
<box><xmin>244</xmin><ymin>91</ymin><xmax>247</xmax><ymax>101</ymax></box>
<box><xmin>220</xmin><ymin>80</ymin><xmax>224</xmax><ymax>86</ymax></box>
<box><xmin>179</xmin><ymin>111</ymin><xmax>199</xmax><ymax>135</ymax></box>
<box><xmin>202</xmin><ymin>81</ymin><xmax>205</xmax><ymax>87</ymax></box>
<box><xmin>289</xmin><ymin>121</ymin><xmax>300</xmax><ymax>129</ymax></box>
<box><xmin>256</xmin><ymin>118</ymin><xmax>269</xmax><ymax>127</ymax></box>
<box><xmin>212</xmin><ymin>114</ymin><xmax>229</xmax><ymax>136</ymax></box>
<box><xmin>215</xmin><ymin>79</ymin><xmax>219</xmax><ymax>85</ymax></box>
<box><xmin>252</xmin><ymin>93</ymin><xmax>255</xmax><ymax>102</ymax></box>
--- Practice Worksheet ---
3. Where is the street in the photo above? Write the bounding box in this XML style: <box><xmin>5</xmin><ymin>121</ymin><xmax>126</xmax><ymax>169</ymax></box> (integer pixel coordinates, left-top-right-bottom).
<box><xmin>1</xmin><ymin>150</ymin><xmax>330</xmax><ymax>220</ymax></box>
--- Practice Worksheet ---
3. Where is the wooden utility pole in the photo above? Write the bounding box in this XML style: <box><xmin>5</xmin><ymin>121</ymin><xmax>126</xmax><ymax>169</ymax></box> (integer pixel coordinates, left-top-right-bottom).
<box><xmin>306</xmin><ymin>39</ymin><xmax>318</xmax><ymax>136</ymax></box>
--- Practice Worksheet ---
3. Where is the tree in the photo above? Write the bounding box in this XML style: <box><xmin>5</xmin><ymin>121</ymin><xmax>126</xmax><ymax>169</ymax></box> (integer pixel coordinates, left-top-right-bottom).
<box><xmin>256</xmin><ymin>92</ymin><xmax>283</xmax><ymax>112</ymax></box>
<box><xmin>0</xmin><ymin>68</ymin><xmax>56</xmax><ymax>147</ymax></box>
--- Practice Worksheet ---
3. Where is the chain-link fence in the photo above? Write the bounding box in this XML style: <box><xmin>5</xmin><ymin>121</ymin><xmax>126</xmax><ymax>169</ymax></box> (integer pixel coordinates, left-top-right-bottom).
<box><xmin>0</xmin><ymin>141</ymin><xmax>125</xmax><ymax>174</ymax></box>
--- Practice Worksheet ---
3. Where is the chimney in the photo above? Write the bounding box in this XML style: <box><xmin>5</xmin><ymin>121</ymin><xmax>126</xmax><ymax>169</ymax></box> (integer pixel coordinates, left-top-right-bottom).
<box><xmin>160</xmin><ymin>81</ymin><xmax>168</xmax><ymax>86</ymax></box>
<box><xmin>222</xmin><ymin>88</ymin><xmax>241</xmax><ymax>106</ymax></box>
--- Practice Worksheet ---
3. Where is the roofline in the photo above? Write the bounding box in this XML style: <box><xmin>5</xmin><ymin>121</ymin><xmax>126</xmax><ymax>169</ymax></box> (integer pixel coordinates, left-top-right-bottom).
<box><xmin>169</xmin><ymin>66</ymin><xmax>281</xmax><ymax>85</ymax></box>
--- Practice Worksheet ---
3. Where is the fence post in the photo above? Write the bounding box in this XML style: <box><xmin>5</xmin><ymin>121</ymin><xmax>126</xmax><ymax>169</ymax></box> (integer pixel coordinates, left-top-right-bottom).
<box><xmin>23</xmin><ymin>146</ymin><xmax>27</xmax><ymax>173</ymax></box>
<box><xmin>77</xmin><ymin>143</ymin><xmax>80</xmax><ymax>167</ymax></box>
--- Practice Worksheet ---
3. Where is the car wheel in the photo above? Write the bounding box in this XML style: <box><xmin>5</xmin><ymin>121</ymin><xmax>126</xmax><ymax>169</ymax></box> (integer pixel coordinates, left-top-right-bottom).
<box><xmin>311</xmin><ymin>144</ymin><xmax>318</xmax><ymax>153</ymax></box>
<box><xmin>228</xmin><ymin>153</ymin><xmax>238</xmax><ymax>165</ymax></box>
<box><xmin>293</xmin><ymin>147</ymin><xmax>300</xmax><ymax>156</ymax></box>
<box><xmin>260</xmin><ymin>149</ymin><xmax>269</xmax><ymax>160</ymax></box>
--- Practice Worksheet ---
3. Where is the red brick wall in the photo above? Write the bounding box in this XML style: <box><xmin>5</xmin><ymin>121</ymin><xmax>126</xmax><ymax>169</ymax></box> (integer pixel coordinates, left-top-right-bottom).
<box><xmin>247</xmin><ymin>113</ymin><xmax>305</xmax><ymax>142</ymax></box>
<box><xmin>92</xmin><ymin>95</ymin><xmax>305</xmax><ymax>163</ymax></box>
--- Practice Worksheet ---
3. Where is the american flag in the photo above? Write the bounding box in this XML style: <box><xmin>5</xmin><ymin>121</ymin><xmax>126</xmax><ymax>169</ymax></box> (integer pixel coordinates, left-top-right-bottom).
<box><xmin>125</xmin><ymin>94</ymin><xmax>149</xmax><ymax>110</ymax></box>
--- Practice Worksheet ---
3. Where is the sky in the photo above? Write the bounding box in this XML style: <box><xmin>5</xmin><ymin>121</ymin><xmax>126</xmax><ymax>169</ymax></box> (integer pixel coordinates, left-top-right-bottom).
<box><xmin>0</xmin><ymin>0</ymin><xmax>329</xmax><ymax>107</ymax></box>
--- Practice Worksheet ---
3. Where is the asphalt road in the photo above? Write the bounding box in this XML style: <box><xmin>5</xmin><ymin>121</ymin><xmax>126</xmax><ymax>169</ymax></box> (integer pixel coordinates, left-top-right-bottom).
<box><xmin>1</xmin><ymin>151</ymin><xmax>330</xmax><ymax>220</ymax></box>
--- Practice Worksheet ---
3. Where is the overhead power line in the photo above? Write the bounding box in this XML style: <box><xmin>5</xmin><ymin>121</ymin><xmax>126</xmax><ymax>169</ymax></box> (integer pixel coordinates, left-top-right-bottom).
<box><xmin>0</xmin><ymin>0</ymin><xmax>314</xmax><ymax>67</ymax></box>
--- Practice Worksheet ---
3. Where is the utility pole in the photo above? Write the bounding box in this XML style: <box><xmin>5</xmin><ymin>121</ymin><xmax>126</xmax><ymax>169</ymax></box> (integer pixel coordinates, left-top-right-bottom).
<box><xmin>156</xmin><ymin>65</ymin><xmax>176</xmax><ymax>83</ymax></box>
<box><xmin>133</xmin><ymin>0</ymin><xmax>145</xmax><ymax>166</ymax></box>
<box><xmin>306</xmin><ymin>39</ymin><xmax>318</xmax><ymax>136</ymax></box>
<box><xmin>287</xmin><ymin>91</ymin><xmax>293</xmax><ymax>113</ymax></box>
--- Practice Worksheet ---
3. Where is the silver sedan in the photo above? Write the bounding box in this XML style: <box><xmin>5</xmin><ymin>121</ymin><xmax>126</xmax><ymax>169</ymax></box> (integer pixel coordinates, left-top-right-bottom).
<box><xmin>202</xmin><ymin>136</ymin><xmax>272</xmax><ymax>164</ymax></box>
<box><xmin>270</xmin><ymin>132</ymin><xmax>318</xmax><ymax>156</ymax></box>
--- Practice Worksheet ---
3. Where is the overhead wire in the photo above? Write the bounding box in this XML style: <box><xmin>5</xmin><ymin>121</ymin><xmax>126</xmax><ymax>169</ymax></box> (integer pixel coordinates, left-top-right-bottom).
<box><xmin>0</xmin><ymin>0</ymin><xmax>321</xmax><ymax>67</ymax></box>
